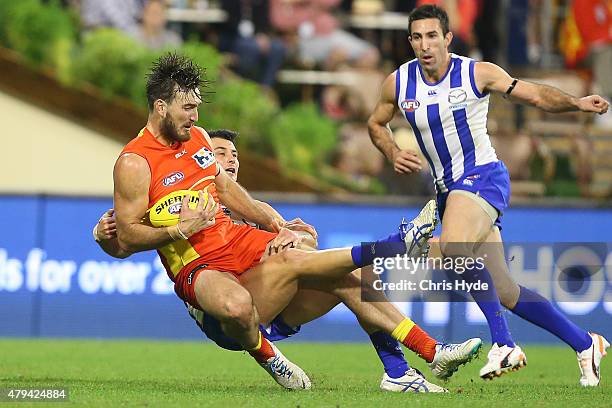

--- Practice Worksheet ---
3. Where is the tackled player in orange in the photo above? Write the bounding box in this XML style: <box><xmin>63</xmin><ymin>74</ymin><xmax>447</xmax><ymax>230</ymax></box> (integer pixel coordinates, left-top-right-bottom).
<box><xmin>109</xmin><ymin>53</ymin><xmax>482</xmax><ymax>391</ymax></box>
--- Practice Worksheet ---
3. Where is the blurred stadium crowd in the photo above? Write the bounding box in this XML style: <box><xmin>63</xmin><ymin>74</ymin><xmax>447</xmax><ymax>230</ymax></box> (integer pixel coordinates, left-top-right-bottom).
<box><xmin>20</xmin><ymin>0</ymin><xmax>612</xmax><ymax>198</ymax></box>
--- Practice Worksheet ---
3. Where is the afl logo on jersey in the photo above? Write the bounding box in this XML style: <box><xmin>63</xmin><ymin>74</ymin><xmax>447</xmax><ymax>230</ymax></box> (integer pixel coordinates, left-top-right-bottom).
<box><xmin>401</xmin><ymin>99</ymin><xmax>420</xmax><ymax>112</ymax></box>
<box><xmin>167</xmin><ymin>202</ymin><xmax>182</xmax><ymax>215</ymax></box>
<box><xmin>162</xmin><ymin>171</ymin><xmax>184</xmax><ymax>186</ymax></box>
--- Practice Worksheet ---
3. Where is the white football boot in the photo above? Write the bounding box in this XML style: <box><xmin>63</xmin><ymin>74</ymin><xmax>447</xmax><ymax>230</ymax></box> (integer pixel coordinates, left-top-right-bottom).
<box><xmin>380</xmin><ymin>368</ymin><xmax>448</xmax><ymax>393</ymax></box>
<box><xmin>400</xmin><ymin>199</ymin><xmax>438</xmax><ymax>259</ymax></box>
<box><xmin>577</xmin><ymin>332</ymin><xmax>609</xmax><ymax>387</ymax></box>
<box><xmin>429</xmin><ymin>338</ymin><xmax>482</xmax><ymax>379</ymax></box>
<box><xmin>479</xmin><ymin>343</ymin><xmax>527</xmax><ymax>380</ymax></box>
<box><xmin>259</xmin><ymin>342</ymin><xmax>312</xmax><ymax>390</ymax></box>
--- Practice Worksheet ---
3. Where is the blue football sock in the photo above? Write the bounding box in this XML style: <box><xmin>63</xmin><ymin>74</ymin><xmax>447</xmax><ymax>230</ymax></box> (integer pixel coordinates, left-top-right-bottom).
<box><xmin>510</xmin><ymin>286</ymin><xmax>592</xmax><ymax>352</ymax></box>
<box><xmin>369</xmin><ymin>331</ymin><xmax>409</xmax><ymax>379</ymax></box>
<box><xmin>351</xmin><ymin>232</ymin><xmax>403</xmax><ymax>268</ymax></box>
<box><xmin>462</xmin><ymin>266</ymin><xmax>515</xmax><ymax>347</ymax></box>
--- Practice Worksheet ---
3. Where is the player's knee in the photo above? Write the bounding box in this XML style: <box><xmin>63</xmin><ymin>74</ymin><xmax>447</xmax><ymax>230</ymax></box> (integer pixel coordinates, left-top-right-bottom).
<box><xmin>275</xmin><ymin>248</ymin><xmax>307</xmax><ymax>267</ymax></box>
<box><xmin>219</xmin><ymin>292</ymin><xmax>255</xmax><ymax>328</ymax></box>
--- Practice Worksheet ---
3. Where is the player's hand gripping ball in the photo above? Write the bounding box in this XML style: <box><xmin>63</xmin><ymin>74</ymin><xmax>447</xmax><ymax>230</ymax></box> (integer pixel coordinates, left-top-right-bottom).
<box><xmin>149</xmin><ymin>189</ymin><xmax>208</xmax><ymax>227</ymax></box>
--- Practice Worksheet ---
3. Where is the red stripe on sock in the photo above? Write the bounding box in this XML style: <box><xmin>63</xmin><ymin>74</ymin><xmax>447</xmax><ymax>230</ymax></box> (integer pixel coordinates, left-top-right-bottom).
<box><xmin>248</xmin><ymin>335</ymin><xmax>276</xmax><ymax>363</ymax></box>
<box><xmin>402</xmin><ymin>325</ymin><xmax>437</xmax><ymax>363</ymax></box>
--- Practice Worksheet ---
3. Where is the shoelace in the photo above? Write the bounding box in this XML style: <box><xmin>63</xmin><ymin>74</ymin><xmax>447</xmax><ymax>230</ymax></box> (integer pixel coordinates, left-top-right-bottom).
<box><xmin>400</xmin><ymin>220</ymin><xmax>433</xmax><ymax>255</ymax></box>
<box><xmin>412</xmin><ymin>225</ymin><xmax>433</xmax><ymax>249</ymax></box>
<box><xmin>487</xmin><ymin>345</ymin><xmax>505</xmax><ymax>359</ymax></box>
<box><xmin>438</xmin><ymin>343</ymin><xmax>461</xmax><ymax>353</ymax></box>
<box><xmin>268</xmin><ymin>356</ymin><xmax>293</xmax><ymax>379</ymax></box>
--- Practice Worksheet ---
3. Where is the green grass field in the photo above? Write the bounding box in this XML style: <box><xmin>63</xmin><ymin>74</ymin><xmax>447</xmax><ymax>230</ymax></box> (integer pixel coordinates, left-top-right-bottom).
<box><xmin>0</xmin><ymin>339</ymin><xmax>610</xmax><ymax>407</ymax></box>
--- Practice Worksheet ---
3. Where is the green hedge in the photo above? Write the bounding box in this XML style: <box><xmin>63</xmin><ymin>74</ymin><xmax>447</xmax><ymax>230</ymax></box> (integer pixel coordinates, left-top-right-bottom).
<box><xmin>200</xmin><ymin>78</ymin><xmax>279</xmax><ymax>153</ymax></box>
<box><xmin>71</xmin><ymin>29</ymin><xmax>153</xmax><ymax>101</ymax></box>
<box><xmin>2</xmin><ymin>0</ymin><xmax>75</xmax><ymax>81</ymax></box>
<box><xmin>268</xmin><ymin>103</ymin><xmax>337</xmax><ymax>175</ymax></box>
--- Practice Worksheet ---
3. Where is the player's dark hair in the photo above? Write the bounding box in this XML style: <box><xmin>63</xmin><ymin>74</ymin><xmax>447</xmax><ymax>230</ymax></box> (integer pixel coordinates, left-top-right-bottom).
<box><xmin>408</xmin><ymin>5</ymin><xmax>450</xmax><ymax>36</ymax></box>
<box><xmin>209</xmin><ymin>129</ymin><xmax>238</xmax><ymax>143</ymax></box>
<box><xmin>146</xmin><ymin>52</ymin><xmax>205</xmax><ymax>110</ymax></box>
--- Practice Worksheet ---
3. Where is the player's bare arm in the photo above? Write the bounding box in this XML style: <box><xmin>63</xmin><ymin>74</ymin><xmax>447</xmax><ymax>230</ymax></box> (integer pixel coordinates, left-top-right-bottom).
<box><xmin>93</xmin><ymin>205</ymin><xmax>316</xmax><ymax>258</ymax></box>
<box><xmin>93</xmin><ymin>209</ymin><xmax>131</xmax><ymax>259</ymax></box>
<box><xmin>114</xmin><ymin>153</ymin><xmax>216</xmax><ymax>253</ymax></box>
<box><xmin>252</xmin><ymin>199</ymin><xmax>286</xmax><ymax>231</ymax></box>
<box><xmin>368</xmin><ymin>72</ymin><xmax>423</xmax><ymax>174</ymax></box>
<box><xmin>237</xmin><ymin>198</ymin><xmax>305</xmax><ymax>251</ymax></box>
<box><xmin>475</xmin><ymin>62</ymin><xmax>609</xmax><ymax>114</ymax></box>
<box><xmin>214</xmin><ymin>167</ymin><xmax>281</xmax><ymax>232</ymax></box>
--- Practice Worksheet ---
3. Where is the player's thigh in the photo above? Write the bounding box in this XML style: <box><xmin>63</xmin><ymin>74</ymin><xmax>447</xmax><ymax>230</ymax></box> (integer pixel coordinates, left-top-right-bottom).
<box><xmin>279</xmin><ymin>288</ymin><xmax>341</xmax><ymax>327</ymax></box>
<box><xmin>441</xmin><ymin>190</ymin><xmax>496</xmax><ymax>249</ymax></box>
<box><xmin>193</xmin><ymin>269</ymin><xmax>254</xmax><ymax>322</ymax></box>
<box><xmin>279</xmin><ymin>268</ymin><xmax>369</xmax><ymax>327</ymax></box>
<box><xmin>238</xmin><ymin>256</ymin><xmax>299</xmax><ymax>325</ymax></box>
<box><xmin>259</xmin><ymin>230</ymin><xmax>317</xmax><ymax>263</ymax></box>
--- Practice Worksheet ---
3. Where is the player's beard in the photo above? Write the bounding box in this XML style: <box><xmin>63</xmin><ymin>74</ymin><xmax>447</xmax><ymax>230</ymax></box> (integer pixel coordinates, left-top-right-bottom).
<box><xmin>161</xmin><ymin>112</ymin><xmax>190</xmax><ymax>143</ymax></box>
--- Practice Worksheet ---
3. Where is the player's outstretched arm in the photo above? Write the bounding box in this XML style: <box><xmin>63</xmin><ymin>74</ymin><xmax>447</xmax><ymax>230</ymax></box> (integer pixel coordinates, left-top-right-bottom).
<box><xmin>475</xmin><ymin>61</ymin><xmax>610</xmax><ymax>114</ymax></box>
<box><xmin>214</xmin><ymin>168</ymin><xmax>282</xmax><ymax>232</ymax></box>
<box><xmin>113</xmin><ymin>153</ymin><xmax>216</xmax><ymax>253</ymax></box>
<box><xmin>234</xmin><ymin>199</ymin><xmax>318</xmax><ymax>248</ymax></box>
<box><xmin>252</xmin><ymin>200</ymin><xmax>287</xmax><ymax>229</ymax></box>
<box><xmin>368</xmin><ymin>72</ymin><xmax>422</xmax><ymax>174</ymax></box>
<box><xmin>257</xmin><ymin>202</ymin><xmax>320</xmax><ymax>250</ymax></box>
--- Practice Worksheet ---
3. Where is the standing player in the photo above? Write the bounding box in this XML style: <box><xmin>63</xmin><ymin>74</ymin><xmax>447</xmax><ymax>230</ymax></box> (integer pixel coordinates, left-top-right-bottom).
<box><xmin>368</xmin><ymin>4</ymin><xmax>609</xmax><ymax>385</ymax></box>
<box><xmin>96</xmin><ymin>129</ymin><xmax>474</xmax><ymax>393</ymax></box>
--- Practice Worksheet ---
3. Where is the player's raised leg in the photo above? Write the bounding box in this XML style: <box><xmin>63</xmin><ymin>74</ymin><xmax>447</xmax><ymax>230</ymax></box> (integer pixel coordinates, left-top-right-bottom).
<box><xmin>241</xmin><ymin>200</ymin><xmax>441</xmax><ymax>323</ymax></box>
<box><xmin>192</xmin><ymin>268</ymin><xmax>311</xmax><ymax>390</ymax></box>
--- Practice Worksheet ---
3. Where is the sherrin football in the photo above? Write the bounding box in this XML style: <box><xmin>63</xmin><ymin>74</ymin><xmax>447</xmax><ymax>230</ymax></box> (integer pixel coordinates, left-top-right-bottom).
<box><xmin>148</xmin><ymin>189</ymin><xmax>208</xmax><ymax>227</ymax></box>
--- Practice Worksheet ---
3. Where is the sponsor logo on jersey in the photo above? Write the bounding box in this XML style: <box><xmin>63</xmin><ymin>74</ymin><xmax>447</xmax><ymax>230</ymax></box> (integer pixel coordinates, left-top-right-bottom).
<box><xmin>192</xmin><ymin>147</ymin><xmax>216</xmax><ymax>169</ymax></box>
<box><xmin>448</xmin><ymin>89</ymin><xmax>467</xmax><ymax>104</ymax></box>
<box><xmin>175</xmin><ymin>149</ymin><xmax>187</xmax><ymax>159</ymax></box>
<box><xmin>400</xmin><ymin>99</ymin><xmax>420</xmax><ymax>112</ymax></box>
<box><xmin>162</xmin><ymin>171</ymin><xmax>184</xmax><ymax>186</ymax></box>
<box><xmin>427</xmin><ymin>89</ymin><xmax>438</xmax><ymax>96</ymax></box>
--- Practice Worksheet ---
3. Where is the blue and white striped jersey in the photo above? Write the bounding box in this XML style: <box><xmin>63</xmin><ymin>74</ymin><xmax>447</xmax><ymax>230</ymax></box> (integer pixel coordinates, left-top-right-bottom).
<box><xmin>396</xmin><ymin>54</ymin><xmax>498</xmax><ymax>193</ymax></box>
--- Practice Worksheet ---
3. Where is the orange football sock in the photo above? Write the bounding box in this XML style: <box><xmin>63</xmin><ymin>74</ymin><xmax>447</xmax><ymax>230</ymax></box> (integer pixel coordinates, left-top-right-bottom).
<box><xmin>248</xmin><ymin>331</ymin><xmax>276</xmax><ymax>363</ymax></box>
<box><xmin>391</xmin><ymin>318</ymin><xmax>437</xmax><ymax>363</ymax></box>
